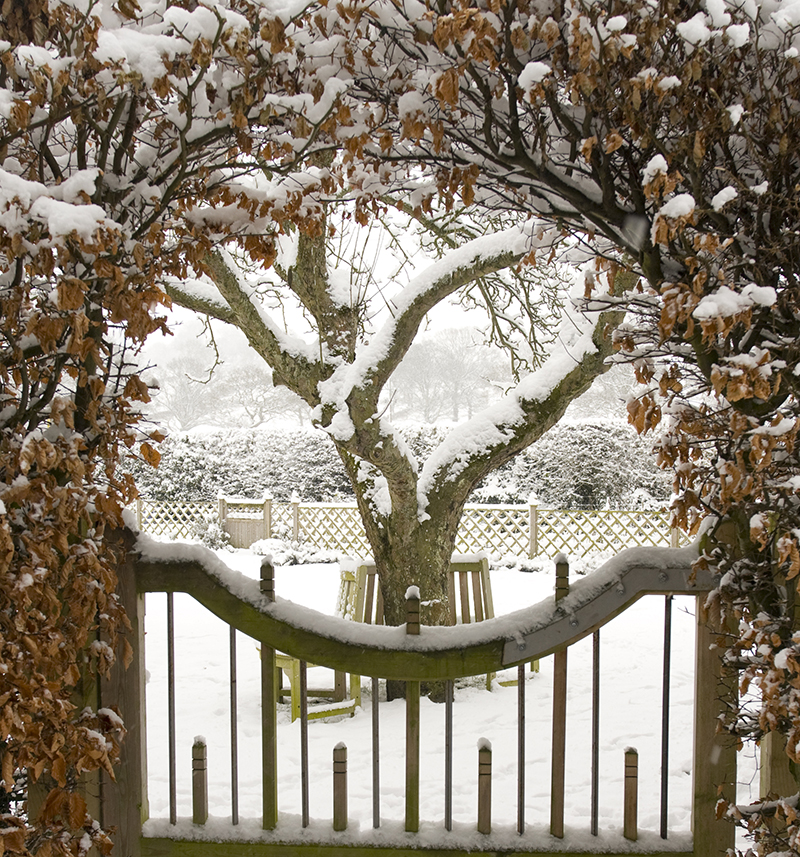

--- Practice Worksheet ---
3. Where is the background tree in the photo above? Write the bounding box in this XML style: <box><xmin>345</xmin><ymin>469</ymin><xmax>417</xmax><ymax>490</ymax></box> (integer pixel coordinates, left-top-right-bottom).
<box><xmin>386</xmin><ymin>328</ymin><xmax>510</xmax><ymax>423</ymax></box>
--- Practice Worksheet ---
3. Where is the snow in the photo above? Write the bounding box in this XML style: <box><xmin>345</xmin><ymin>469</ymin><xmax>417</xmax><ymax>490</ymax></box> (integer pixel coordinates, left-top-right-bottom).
<box><xmin>711</xmin><ymin>187</ymin><xmax>738</xmax><ymax>211</ymax></box>
<box><xmin>658</xmin><ymin>194</ymin><xmax>696</xmax><ymax>219</ymax></box>
<box><xmin>676</xmin><ymin>13</ymin><xmax>712</xmax><ymax>46</ymax></box>
<box><xmin>704</xmin><ymin>0</ymin><xmax>731</xmax><ymax>27</ymax></box>
<box><xmin>693</xmin><ymin>284</ymin><xmax>777</xmax><ymax>320</ymax></box>
<box><xmin>642</xmin><ymin>155</ymin><xmax>668</xmax><ymax>186</ymax></box>
<box><xmin>139</xmin><ymin>547</ymin><xmax>759</xmax><ymax>848</ymax></box>
<box><xmin>405</xmin><ymin>585</ymin><xmax>420</xmax><ymax>600</ymax></box>
<box><xmin>726</xmin><ymin>23</ymin><xmax>751</xmax><ymax>46</ymax></box>
<box><xmin>606</xmin><ymin>15</ymin><xmax>628</xmax><ymax>31</ymax></box>
<box><xmin>727</xmin><ymin>104</ymin><xmax>745</xmax><ymax>126</ymax></box>
<box><xmin>518</xmin><ymin>61</ymin><xmax>551</xmax><ymax>98</ymax></box>
<box><xmin>0</xmin><ymin>167</ymin><xmax>110</xmax><ymax>241</ymax></box>
<box><xmin>656</xmin><ymin>76</ymin><xmax>681</xmax><ymax>91</ymax></box>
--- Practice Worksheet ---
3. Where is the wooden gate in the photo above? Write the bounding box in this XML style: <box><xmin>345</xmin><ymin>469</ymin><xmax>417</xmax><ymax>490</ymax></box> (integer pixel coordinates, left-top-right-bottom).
<box><xmin>98</xmin><ymin>535</ymin><xmax>745</xmax><ymax>857</ymax></box>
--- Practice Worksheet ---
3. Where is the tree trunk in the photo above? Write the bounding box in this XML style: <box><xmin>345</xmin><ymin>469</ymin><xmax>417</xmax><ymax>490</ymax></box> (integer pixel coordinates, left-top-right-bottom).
<box><xmin>352</xmin><ymin>486</ymin><xmax>461</xmax><ymax>701</ymax></box>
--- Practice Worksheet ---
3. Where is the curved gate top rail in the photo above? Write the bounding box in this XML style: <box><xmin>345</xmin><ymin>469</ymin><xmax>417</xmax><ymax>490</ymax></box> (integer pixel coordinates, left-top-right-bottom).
<box><xmin>135</xmin><ymin>537</ymin><xmax>715</xmax><ymax>681</ymax></box>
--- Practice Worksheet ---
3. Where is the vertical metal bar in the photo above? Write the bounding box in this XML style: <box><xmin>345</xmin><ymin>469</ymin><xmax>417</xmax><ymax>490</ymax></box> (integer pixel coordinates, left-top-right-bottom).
<box><xmin>661</xmin><ymin>595</ymin><xmax>672</xmax><ymax>839</ymax></box>
<box><xmin>372</xmin><ymin>677</ymin><xmax>380</xmax><ymax>829</ymax></box>
<box><xmin>517</xmin><ymin>663</ymin><xmax>525</xmax><ymax>835</ymax></box>
<box><xmin>550</xmin><ymin>557</ymin><xmax>569</xmax><ymax>839</ymax></box>
<box><xmin>300</xmin><ymin>660</ymin><xmax>309</xmax><ymax>828</ymax></box>
<box><xmin>167</xmin><ymin>593</ymin><xmax>177</xmax><ymax>826</ymax></box>
<box><xmin>591</xmin><ymin>629</ymin><xmax>600</xmax><ymax>836</ymax></box>
<box><xmin>445</xmin><ymin>679</ymin><xmax>454</xmax><ymax>831</ymax></box>
<box><xmin>230</xmin><ymin>626</ymin><xmax>239</xmax><ymax>825</ymax></box>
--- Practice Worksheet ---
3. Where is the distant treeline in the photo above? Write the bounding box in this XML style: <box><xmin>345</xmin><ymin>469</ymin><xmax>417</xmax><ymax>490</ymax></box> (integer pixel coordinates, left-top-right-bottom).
<box><xmin>128</xmin><ymin>420</ymin><xmax>671</xmax><ymax>510</ymax></box>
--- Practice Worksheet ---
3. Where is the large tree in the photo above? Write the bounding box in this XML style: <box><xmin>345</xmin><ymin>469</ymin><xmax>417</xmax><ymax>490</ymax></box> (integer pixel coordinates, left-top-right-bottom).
<box><xmin>167</xmin><ymin>211</ymin><xmax>627</xmax><ymax>628</ymax></box>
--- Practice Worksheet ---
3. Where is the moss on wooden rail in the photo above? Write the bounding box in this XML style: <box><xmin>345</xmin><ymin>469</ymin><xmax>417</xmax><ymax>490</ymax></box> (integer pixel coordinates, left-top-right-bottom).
<box><xmin>134</xmin><ymin>542</ymin><xmax>713</xmax><ymax>682</ymax></box>
<box><xmin>141</xmin><ymin>838</ymin><xmax>693</xmax><ymax>857</ymax></box>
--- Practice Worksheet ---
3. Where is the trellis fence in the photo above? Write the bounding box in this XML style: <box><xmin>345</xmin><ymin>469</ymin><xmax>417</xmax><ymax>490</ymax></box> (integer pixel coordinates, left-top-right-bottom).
<box><xmin>135</xmin><ymin>496</ymin><xmax>687</xmax><ymax>557</ymax></box>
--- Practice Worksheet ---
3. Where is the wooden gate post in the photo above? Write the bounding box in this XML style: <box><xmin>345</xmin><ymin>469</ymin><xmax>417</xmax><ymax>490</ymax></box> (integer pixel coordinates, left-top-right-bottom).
<box><xmin>692</xmin><ymin>597</ymin><xmax>736</xmax><ymax>855</ymax></box>
<box><xmin>192</xmin><ymin>738</ymin><xmax>208</xmax><ymax>826</ymax></box>
<box><xmin>623</xmin><ymin>747</ymin><xmax>638</xmax><ymax>841</ymax></box>
<box><xmin>406</xmin><ymin>587</ymin><xmax>421</xmax><ymax>833</ymax></box>
<box><xmin>260</xmin><ymin>558</ymin><xmax>278</xmax><ymax>830</ymax></box>
<box><xmin>550</xmin><ymin>555</ymin><xmax>569</xmax><ymax>839</ymax></box>
<box><xmin>101</xmin><ymin>529</ymin><xmax>147</xmax><ymax>857</ymax></box>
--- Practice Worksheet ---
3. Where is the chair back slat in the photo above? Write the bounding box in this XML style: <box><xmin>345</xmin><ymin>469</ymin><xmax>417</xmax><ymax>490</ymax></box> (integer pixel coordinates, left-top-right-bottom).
<box><xmin>459</xmin><ymin>572</ymin><xmax>471</xmax><ymax>624</ymax></box>
<box><xmin>364</xmin><ymin>570</ymin><xmax>377</xmax><ymax>624</ymax></box>
<box><xmin>472</xmin><ymin>569</ymin><xmax>485</xmax><ymax>622</ymax></box>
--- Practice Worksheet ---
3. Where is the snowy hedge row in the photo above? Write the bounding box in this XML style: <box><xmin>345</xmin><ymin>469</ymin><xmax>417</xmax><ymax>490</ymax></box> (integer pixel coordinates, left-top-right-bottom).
<box><xmin>128</xmin><ymin>420</ymin><xmax>671</xmax><ymax>509</ymax></box>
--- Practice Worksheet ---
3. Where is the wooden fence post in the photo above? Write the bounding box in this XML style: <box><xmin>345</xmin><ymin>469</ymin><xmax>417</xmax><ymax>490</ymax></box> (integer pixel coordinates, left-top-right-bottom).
<box><xmin>623</xmin><ymin>747</ymin><xmax>638</xmax><ymax>841</ymax></box>
<box><xmin>551</xmin><ymin>554</ymin><xmax>569</xmax><ymax>839</ymax></box>
<box><xmin>405</xmin><ymin>680</ymin><xmax>420</xmax><ymax>832</ymax></box>
<box><xmin>333</xmin><ymin>743</ymin><xmax>348</xmax><ymax>831</ymax></box>
<box><xmin>263</xmin><ymin>495</ymin><xmax>272</xmax><ymax>540</ymax></box>
<box><xmin>260</xmin><ymin>558</ymin><xmax>278</xmax><ymax>830</ymax></box>
<box><xmin>291</xmin><ymin>498</ymin><xmax>300</xmax><ymax>541</ymax></box>
<box><xmin>478</xmin><ymin>739</ymin><xmax>492</xmax><ymax>834</ymax></box>
<box><xmin>218</xmin><ymin>494</ymin><xmax>227</xmax><ymax>527</ymax></box>
<box><xmin>528</xmin><ymin>496</ymin><xmax>539</xmax><ymax>558</ymax></box>
<box><xmin>192</xmin><ymin>738</ymin><xmax>208</xmax><ymax>826</ymax></box>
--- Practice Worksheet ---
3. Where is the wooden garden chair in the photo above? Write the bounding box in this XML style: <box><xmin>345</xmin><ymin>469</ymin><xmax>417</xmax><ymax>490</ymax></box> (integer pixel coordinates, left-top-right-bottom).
<box><xmin>278</xmin><ymin>554</ymin><xmax>501</xmax><ymax>719</ymax></box>
<box><xmin>349</xmin><ymin>554</ymin><xmax>500</xmax><ymax>695</ymax></box>
<box><xmin>275</xmin><ymin>566</ymin><xmax>361</xmax><ymax>722</ymax></box>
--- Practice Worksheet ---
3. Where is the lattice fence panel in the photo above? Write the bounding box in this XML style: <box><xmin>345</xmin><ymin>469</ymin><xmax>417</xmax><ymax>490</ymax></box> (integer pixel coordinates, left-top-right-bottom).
<box><xmin>137</xmin><ymin>500</ymin><xmax>213</xmax><ymax>539</ymax></box>
<box><xmin>299</xmin><ymin>504</ymin><xmax>370</xmax><ymax>555</ymax></box>
<box><xmin>536</xmin><ymin>509</ymin><xmax>680</xmax><ymax>557</ymax></box>
<box><xmin>456</xmin><ymin>505</ymin><xmax>530</xmax><ymax>555</ymax></box>
<box><xmin>269</xmin><ymin>502</ymin><xmax>294</xmax><ymax>539</ymax></box>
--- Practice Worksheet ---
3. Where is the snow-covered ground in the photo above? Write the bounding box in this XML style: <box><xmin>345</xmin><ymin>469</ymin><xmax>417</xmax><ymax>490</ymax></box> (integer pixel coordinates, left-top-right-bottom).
<box><xmin>141</xmin><ymin>550</ymin><xmax>756</xmax><ymax>849</ymax></box>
